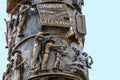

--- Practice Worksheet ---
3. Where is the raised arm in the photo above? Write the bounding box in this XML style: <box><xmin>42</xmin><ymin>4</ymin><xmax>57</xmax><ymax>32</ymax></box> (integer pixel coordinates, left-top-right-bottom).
<box><xmin>19</xmin><ymin>5</ymin><xmax>30</xmax><ymax>14</ymax></box>
<box><xmin>50</xmin><ymin>43</ymin><xmax>66</xmax><ymax>49</ymax></box>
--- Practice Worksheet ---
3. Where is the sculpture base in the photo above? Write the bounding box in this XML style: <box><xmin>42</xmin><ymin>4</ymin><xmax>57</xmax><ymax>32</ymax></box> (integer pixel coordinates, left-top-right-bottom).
<box><xmin>28</xmin><ymin>72</ymin><xmax>82</xmax><ymax>80</ymax></box>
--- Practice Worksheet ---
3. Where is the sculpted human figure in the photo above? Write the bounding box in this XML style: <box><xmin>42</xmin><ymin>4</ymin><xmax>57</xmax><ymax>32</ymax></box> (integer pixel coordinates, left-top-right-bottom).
<box><xmin>41</xmin><ymin>40</ymin><xmax>65</xmax><ymax>70</ymax></box>
<box><xmin>71</xmin><ymin>40</ymin><xmax>83</xmax><ymax>58</ymax></box>
<box><xmin>12</xmin><ymin>13</ymin><xmax>19</xmax><ymax>47</ymax></box>
<box><xmin>17</xmin><ymin>4</ymin><xmax>30</xmax><ymax>37</ymax></box>
<box><xmin>4</xmin><ymin>15</ymin><xmax>14</xmax><ymax>54</ymax></box>
<box><xmin>5</xmin><ymin>63</ymin><xmax>12</xmax><ymax>78</ymax></box>
<box><xmin>4</xmin><ymin>15</ymin><xmax>19</xmax><ymax>61</ymax></box>
<box><xmin>4</xmin><ymin>14</ymin><xmax>13</xmax><ymax>36</ymax></box>
<box><xmin>73</xmin><ymin>52</ymin><xmax>93</xmax><ymax>71</ymax></box>
<box><xmin>4</xmin><ymin>59</ymin><xmax>14</xmax><ymax>79</ymax></box>
<box><xmin>14</xmin><ymin>51</ymin><xmax>23</xmax><ymax>80</ymax></box>
<box><xmin>67</xmin><ymin>30</ymin><xmax>83</xmax><ymax>55</ymax></box>
<box><xmin>53</xmin><ymin>51</ymin><xmax>61</xmax><ymax>70</ymax></box>
<box><xmin>67</xmin><ymin>29</ymin><xmax>83</xmax><ymax>47</ymax></box>
<box><xmin>78</xmin><ymin>52</ymin><xmax>88</xmax><ymax>70</ymax></box>
<box><xmin>31</xmin><ymin>32</ymin><xmax>46</xmax><ymax>70</ymax></box>
<box><xmin>31</xmin><ymin>32</ymin><xmax>50</xmax><ymax>70</ymax></box>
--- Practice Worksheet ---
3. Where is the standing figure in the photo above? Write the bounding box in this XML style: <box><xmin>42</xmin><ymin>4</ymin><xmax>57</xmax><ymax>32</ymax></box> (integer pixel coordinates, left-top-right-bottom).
<box><xmin>52</xmin><ymin>46</ymin><xmax>67</xmax><ymax>70</ymax></box>
<box><xmin>14</xmin><ymin>51</ymin><xmax>23</xmax><ymax>80</ymax></box>
<box><xmin>67</xmin><ymin>28</ymin><xmax>83</xmax><ymax>55</ymax></box>
<box><xmin>73</xmin><ymin>52</ymin><xmax>93</xmax><ymax>71</ymax></box>
<box><xmin>4</xmin><ymin>15</ymin><xmax>17</xmax><ymax>61</ymax></box>
<box><xmin>4</xmin><ymin>14</ymin><xmax>14</xmax><ymax>54</ymax></box>
<box><xmin>41</xmin><ymin>40</ymin><xmax>65</xmax><ymax>71</ymax></box>
<box><xmin>12</xmin><ymin>13</ymin><xmax>19</xmax><ymax>47</ymax></box>
<box><xmin>67</xmin><ymin>29</ymin><xmax>82</xmax><ymax>46</ymax></box>
<box><xmin>53</xmin><ymin>51</ymin><xmax>61</xmax><ymax>70</ymax></box>
<box><xmin>5</xmin><ymin>63</ymin><xmax>12</xmax><ymax>79</ymax></box>
<box><xmin>17</xmin><ymin>4</ymin><xmax>30</xmax><ymax>37</ymax></box>
<box><xmin>71</xmin><ymin>41</ymin><xmax>83</xmax><ymax>56</ymax></box>
<box><xmin>31</xmin><ymin>32</ymin><xmax>46</xmax><ymax>70</ymax></box>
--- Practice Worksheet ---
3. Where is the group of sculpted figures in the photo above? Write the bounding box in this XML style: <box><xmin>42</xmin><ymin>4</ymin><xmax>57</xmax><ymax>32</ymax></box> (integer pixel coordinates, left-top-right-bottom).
<box><xmin>3</xmin><ymin>51</ymin><xmax>24</xmax><ymax>80</ymax></box>
<box><xmin>3</xmin><ymin>32</ymin><xmax>93</xmax><ymax>80</ymax></box>
<box><xmin>31</xmin><ymin>31</ymin><xmax>93</xmax><ymax>72</ymax></box>
<box><xmin>31</xmin><ymin>32</ymin><xmax>67</xmax><ymax>71</ymax></box>
<box><xmin>3</xmin><ymin>0</ymin><xmax>93</xmax><ymax>80</ymax></box>
<box><xmin>3</xmin><ymin>2</ymin><xmax>35</xmax><ymax>80</ymax></box>
<box><xmin>4</xmin><ymin>2</ymin><xmax>36</xmax><ymax>59</ymax></box>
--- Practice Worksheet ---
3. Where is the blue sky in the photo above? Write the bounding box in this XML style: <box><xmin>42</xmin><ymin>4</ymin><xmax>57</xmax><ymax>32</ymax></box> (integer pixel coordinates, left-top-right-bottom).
<box><xmin>0</xmin><ymin>0</ymin><xmax>120</xmax><ymax>80</ymax></box>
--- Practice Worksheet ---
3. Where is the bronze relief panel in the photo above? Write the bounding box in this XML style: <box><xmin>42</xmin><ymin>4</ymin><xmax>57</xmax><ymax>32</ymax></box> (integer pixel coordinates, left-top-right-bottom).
<box><xmin>75</xmin><ymin>13</ymin><xmax>86</xmax><ymax>35</ymax></box>
<box><xmin>37</xmin><ymin>3</ymin><xmax>73</xmax><ymax>27</ymax></box>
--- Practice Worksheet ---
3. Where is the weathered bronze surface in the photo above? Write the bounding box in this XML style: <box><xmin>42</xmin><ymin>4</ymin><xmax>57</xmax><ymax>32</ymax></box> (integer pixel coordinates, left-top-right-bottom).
<box><xmin>37</xmin><ymin>3</ymin><xmax>72</xmax><ymax>27</ymax></box>
<box><xmin>7</xmin><ymin>0</ymin><xmax>31</xmax><ymax>13</ymax></box>
<box><xmin>3</xmin><ymin>0</ymin><xmax>93</xmax><ymax>80</ymax></box>
<box><xmin>75</xmin><ymin>13</ymin><xmax>86</xmax><ymax>35</ymax></box>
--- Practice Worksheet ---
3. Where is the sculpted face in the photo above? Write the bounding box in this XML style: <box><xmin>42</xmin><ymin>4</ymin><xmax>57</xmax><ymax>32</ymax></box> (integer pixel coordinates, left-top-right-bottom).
<box><xmin>15</xmin><ymin>52</ymin><xmax>19</xmax><ymax>57</ymax></box>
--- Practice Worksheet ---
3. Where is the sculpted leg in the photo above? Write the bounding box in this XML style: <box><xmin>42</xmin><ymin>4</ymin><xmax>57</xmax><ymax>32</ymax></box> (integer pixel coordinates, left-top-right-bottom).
<box><xmin>53</xmin><ymin>52</ymin><xmax>60</xmax><ymax>69</ymax></box>
<box><xmin>41</xmin><ymin>53</ymin><xmax>49</xmax><ymax>70</ymax></box>
<box><xmin>31</xmin><ymin>52</ymin><xmax>39</xmax><ymax>69</ymax></box>
<box><xmin>17</xmin><ymin>69</ymin><xmax>21</xmax><ymax>80</ymax></box>
<box><xmin>17</xmin><ymin>15</ymin><xmax>26</xmax><ymax>37</ymax></box>
<box><xmin>31</xmin><ymin>44</ymin><xmax>40</xmax><ymax>69</ymax></box>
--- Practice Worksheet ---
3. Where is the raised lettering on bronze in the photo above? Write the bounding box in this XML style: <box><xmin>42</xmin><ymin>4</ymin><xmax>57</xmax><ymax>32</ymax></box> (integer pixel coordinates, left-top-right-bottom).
<box><xmin>39</xmin><ymin>4</ymin><xmax>65</xmax><ymax>9</ymax></box>
<box><xmin>40</xmin><ymin>19</ymin><xmax>70</xmax><ymax>27</ymax></box>
<box><xmin>37</xmin><ymin>3</ymin><xmax>72</xmax><ymax>27</ymax></box>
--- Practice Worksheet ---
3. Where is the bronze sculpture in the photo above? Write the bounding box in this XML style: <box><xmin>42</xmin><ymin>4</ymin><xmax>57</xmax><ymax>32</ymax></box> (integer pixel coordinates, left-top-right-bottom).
<box><xmin>13</xmin><ymin>51</ymin><xmax>23</xmax><ymax>80</ymax></box>
<box><xmin>17</xmin><ymin>4</ymin><xmax>30</xmax><ymax>37</ymax></box>
<box><xmin>41</xmin><ymin>39</ymin><xmax>66</xmax><ymax>71</ymax></box>
<box><xmin>4</xmin><ymin>15</ymin><xmax>13</xmax><ymax>54</ymax></box>
<box><xmin>3</xmin><ymin>0</ymin><xmax>93</xmax><ymax>80</ymax></box>
<box><xmin>12</xmin><ymin>13</ymin><xmax>19</xmax><ymax>47</ymax></box>
<box><xmin>31</xmin><ymin>32</ymin><xmax>46</xmax><ymax>70</ymax></box>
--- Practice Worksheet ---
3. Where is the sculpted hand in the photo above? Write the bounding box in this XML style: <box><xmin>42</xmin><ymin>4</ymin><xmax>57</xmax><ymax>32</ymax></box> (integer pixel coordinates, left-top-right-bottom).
<box><xmin>62</xmin><ymin>46</ymin><xmax>67</xmax><ymax>50</ymax></box>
